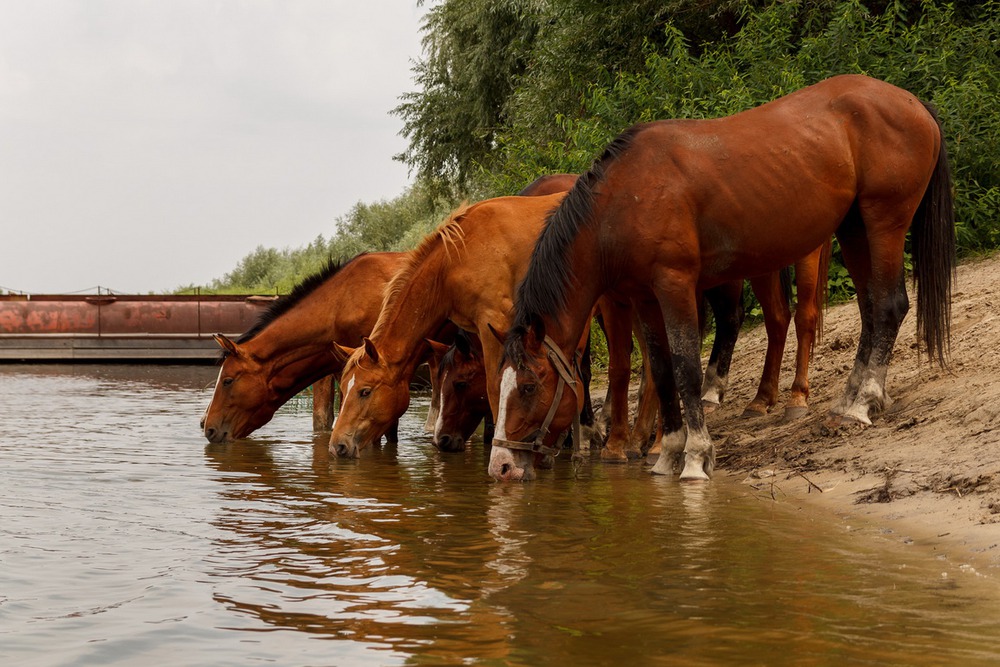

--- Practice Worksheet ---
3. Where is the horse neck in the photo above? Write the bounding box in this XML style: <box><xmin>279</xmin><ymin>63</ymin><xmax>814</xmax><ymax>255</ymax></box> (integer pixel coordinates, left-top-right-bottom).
<box><xmin>544</xmin><ymin>225</ymin><xmax>608</xmax><ymax>356</ymax></box>
<box><xmin>242</xmin><ymin>302</ymin><xmax>340</xmax><ymax>385</ymax></box>
<box><xmin>369</xmin><ymin>251</ymin><xmax>454</xmax><ymax>380</ymax></box>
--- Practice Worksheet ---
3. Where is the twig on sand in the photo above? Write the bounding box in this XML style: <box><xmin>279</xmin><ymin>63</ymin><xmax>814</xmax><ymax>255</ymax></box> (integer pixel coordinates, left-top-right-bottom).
<box><xmin>793</xmin><ymin>470</ymin><xmax>824</xmax><ymax>494</ymax></box>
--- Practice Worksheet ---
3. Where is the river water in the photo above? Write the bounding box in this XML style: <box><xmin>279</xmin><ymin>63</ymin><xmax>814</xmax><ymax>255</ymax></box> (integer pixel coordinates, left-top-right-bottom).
<box><xmin>2</xmin><ymin>364</ymin><xmax>1000</xmax><ymax>666</ymax></box>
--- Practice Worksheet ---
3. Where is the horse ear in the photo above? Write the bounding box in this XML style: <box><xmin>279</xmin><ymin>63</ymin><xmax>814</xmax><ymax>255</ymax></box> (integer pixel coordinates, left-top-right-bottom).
<box><xmin>525</xmin><ymin>316</ymin><xmax>546</xmax><ymax>349</ymax></box>
<box><xmin>214</xmin><ymin>333</ymin><xmax>242</xmax><ymax>358</ymax></box>
<box><xmin>362</xmin><ymin>337</ymin><xmax>380</xmax><ymax>364</ymax></box>
<box><xmin>331</xmin><ymin>342</ymin><xmax>355</xmax><ymax>365</ymax></box>
<box><xmin>486</xmin><ymin>323</ymin><xmax>506</xmax><ymax>346</ymax></box>
<box><xmin>454</xmin><ymin>330</ymin><xmax>472</xmax><ymax>356</ymax></box>
<box><xmin>424</xmin><ymin>338</ymin><xmax>451</xmax><ymax>362</ymax></box>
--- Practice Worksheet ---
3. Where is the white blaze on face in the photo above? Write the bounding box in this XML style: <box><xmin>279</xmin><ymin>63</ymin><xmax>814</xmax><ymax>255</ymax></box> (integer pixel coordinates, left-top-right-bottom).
<box><xmin>494</xmin><ymin>366</ymin><xmax>517</xmax><ymax>442</ymax></box>
<box><xmin>341</xmin><ymin>372</ymin><xmax>356</xmax><ymax>412</ymax></box>
<box><xmin>433</xmin><ymin>370</ymin><xmax>448</xmax><ymax>439</ymax></box>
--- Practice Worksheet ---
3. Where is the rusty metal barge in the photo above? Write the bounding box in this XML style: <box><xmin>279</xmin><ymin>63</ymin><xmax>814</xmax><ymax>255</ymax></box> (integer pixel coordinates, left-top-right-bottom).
<box><xmin>0</xmin><ymin>293</ymin><xmax>277</xmax><ymax>363</ymax></box>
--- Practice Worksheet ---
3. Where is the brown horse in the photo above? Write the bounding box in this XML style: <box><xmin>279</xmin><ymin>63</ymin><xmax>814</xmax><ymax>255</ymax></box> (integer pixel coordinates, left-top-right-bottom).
<box><xmin>492</xmin><ymin>74</ymin><xmax>954</xmax><ymax>482</ymax></box>
<box><xmin>528</xmin><ymin>174</ymin><xmax>833</xmax><ymax>424</ymax></box>
<box><xmin>328</xmin><ymin>192</ymin><xmax>600</xmax><ymax>462</ymax></box>
<box><xmin>201</xmin><ymin>252</ymin><xmax>406</xmax><ymax>443</ymax></box>
<box><xmin>427</xmin><ymin>331</ymin><xmax>494</xmax><ymax>452</ymax></box>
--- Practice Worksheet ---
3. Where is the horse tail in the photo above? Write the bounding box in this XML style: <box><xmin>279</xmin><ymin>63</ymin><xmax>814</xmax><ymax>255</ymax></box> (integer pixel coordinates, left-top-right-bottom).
<box><xmin>813</xmin><ymin>237</ymin><xmax>833</xmax><ymax>349</ymax></box>
<box><xmin>912</xmin><ymin>102</ymin><xmax>956</xmax><ymax>367</ymax></box>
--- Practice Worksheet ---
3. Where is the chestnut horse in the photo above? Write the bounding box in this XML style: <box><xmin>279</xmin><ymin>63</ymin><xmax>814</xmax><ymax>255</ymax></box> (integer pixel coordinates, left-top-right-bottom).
<box><xmin>328</xmin><ymin>193</ymin><xmax>605</xmax><ymax>461</ymax></box>
<box><xmin>526</xmin><ymin>175</ymin><xmax>833</xmax><ymax>422</ymax></box>
<box><xmin>427</xmin><ymin>331</ymin><xmax>494</xmax><ymax>452</ymax></box>
<box><xmin>493</xmin><ymin>75</ymin><xmax>954</xmax><ymax>482</ymax></box>
<box><xmin>202</xmin><ymin>252</ymin><xmax>406</xmax><ymax>443</ymax></box>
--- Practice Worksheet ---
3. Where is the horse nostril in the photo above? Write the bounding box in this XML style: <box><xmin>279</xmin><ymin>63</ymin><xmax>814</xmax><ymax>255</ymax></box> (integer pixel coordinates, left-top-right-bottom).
<box><xmin>500</xmin><ymin>463</ymin><xmax>512</xmax><ymax>477</ymax></box>
<box><xmin>437</xmin><ymin>435</ymin><xmax>453</xmax><ymax>451</ymax></box>
<box><xmin>205</xmin><ymin>427</ymin><xmax>217</xmax><ymax>441</ymax></box>
<box><xmin>335</xmin><ymin>443</ymin><xmax>349</xmax><ymax>458</ymax></box>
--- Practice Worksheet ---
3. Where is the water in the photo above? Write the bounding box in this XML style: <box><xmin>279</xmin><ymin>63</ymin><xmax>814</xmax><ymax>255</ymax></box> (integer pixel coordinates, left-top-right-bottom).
<box><xmin>2</xmin><ymin>365</ymin><xmax>1000</xmax><ymax>666</ymax></box>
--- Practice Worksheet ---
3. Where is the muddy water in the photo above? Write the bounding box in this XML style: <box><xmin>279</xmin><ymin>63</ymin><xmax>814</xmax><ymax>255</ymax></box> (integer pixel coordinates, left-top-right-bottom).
<box><xmin>2</xmin><ymin>365</ymin><xmax>1000</xmax><ymax>666</ymax></box>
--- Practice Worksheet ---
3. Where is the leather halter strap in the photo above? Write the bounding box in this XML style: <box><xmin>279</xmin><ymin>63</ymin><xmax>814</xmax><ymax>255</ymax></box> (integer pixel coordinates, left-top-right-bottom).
<box><xmin>492</xmin><ymin>336</ymin><xmax>583</xmax><ymax>459</ymax></box>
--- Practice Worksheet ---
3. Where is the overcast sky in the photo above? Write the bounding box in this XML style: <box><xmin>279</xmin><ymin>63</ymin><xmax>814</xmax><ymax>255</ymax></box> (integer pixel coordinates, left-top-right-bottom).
<box><xmin>0</xmin><ymin>1</ymin><xmax>426</xmax><ymax>294</ymax></box>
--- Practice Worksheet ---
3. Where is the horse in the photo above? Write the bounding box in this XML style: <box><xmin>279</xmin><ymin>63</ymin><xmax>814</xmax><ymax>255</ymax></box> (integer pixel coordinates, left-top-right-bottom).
<box><xmin>201</xmin><ymin>252</ymin><xmax>408</xmax><ymax>443</ymax></box>
<box><xmin>525</xmin><ymin>174</ymin><xmax>833</xmax><ymax>423</ymax></box>
<box><xmin>427</xmin><ymin>330</ymin><xmax>495</xmax><ymax>452</ymax></box>
<box><xmin>328</xmin><ymin>192</ymin><xmax>607</xmax><ymax>461</ymax></box>
<box><xmin>492</xmin><ymin>74</ymin><xmax>954</xmax><ymax>482</ymax></box>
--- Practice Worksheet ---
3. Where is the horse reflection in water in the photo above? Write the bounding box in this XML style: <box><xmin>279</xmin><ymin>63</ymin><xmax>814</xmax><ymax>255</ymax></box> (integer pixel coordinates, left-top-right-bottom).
<box><xmin>202</xmin><ymin>426</ymin><xmax>521</xmax><ymax>663</ymax></box>
<box><xmin>494</xmin><ymin>74</ymin><xmax>955</xmax><ymax>483</ymax></box>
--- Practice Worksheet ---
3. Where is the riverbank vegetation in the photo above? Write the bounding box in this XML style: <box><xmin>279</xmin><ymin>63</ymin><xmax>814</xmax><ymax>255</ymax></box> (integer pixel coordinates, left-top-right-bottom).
<box><xmin>187</xmin><ymin>0</ymin><xmax>999</xmax><ymax>320</ymax></box>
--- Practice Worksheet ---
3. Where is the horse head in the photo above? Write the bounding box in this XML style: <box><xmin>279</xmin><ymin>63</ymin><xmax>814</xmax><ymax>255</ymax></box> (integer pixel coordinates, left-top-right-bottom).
<box><xmin>488</xmin><ymin>320</ymin><xmax>582</xmax><ymax>482</ymax></box>
<box><xmin>427</xmin><ymin>332</ymin><xmax>490</xmax><ymax>453</ymax></box>
<box><xmin>328</xmin><ymin>337</ymin><xmax>411</xmax><ymax>458</ymax></box>
<box><xmin>202</xmin><ymin>334</ymin><xmax>278</xmax><ymax>443</ymax></box>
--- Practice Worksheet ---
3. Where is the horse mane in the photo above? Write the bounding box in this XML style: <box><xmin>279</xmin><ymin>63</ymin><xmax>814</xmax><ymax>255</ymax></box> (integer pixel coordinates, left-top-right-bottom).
<box><xmin>504</xmin><ymin>126</ymin><xmax>642</xmax><ymax>366</ymax></box>
<box><xmin>214</xmin><ymin>255</ymin><xmax>364</xmax><ymax>365</ymax></box>
<box><xmin>369</xmin><ymin>203</ymin><xmax>470</xmax><ymax>339</ymax></box>
<box><xmin>436</xmin><ymin>329</ymin><xmax>478</xmax><ymax>381</ymax></box>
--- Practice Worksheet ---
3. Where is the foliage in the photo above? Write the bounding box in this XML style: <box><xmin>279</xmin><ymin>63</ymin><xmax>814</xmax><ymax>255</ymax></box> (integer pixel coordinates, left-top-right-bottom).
<box><xmin>198</xmin><ymin>0</ymin><xmax>1000</xmax><ymax>321</ymax></box>
<box><xmin>181</xmin><ymin>182</ymin><xmax>454</xmax><ymax>294</ymax></box>
<box><xmin>487</xmin><ymin>0</ymin><xmax>1000</xmax><ymax>304</ymax></box>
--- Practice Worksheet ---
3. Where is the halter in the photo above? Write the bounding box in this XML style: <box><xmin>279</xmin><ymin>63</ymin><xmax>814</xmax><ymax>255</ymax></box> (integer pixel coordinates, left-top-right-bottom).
<box><xmin>492</xmin><ymin>336</ymin><xmax>583</xmax><ymax>460</ymax></box>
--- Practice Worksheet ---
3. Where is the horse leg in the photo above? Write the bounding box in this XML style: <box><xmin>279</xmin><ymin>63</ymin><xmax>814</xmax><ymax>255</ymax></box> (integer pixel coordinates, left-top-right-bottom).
<box><xmin>631</xmin><ymin>307</ymin><xmax>659</xmax><ymax>454</ymax></box>
<box><xmin>838</xmin><ymin>207</ymin><xmax>910</xmax><ymax>424</ymax></box>
<box><xmin>577</xmin><ymin>331</ymin><xmax>599</xmax><ymax>450</ymax></box>
<box><xmin>597</xmin><ymin>295</ymin><xmax>639</xmax><ymax>461</ymax></box>
<box><xmin>702</xmin><ymin>280</ymin><xmax>745</xmax><ymax>412</ymax></box>
<box><xmin>312</xmin><ymin>375</ymin><xmax>336</xmax><ymax>431</ymax></box>
<box><xmin>831</xmin><ymin>210</ymin><xmax>875</xmax><ymax>417</ymax></box>
<box><xmin>385</xmin><ymin>418</ymin><xmax>400</xmax><ymax>445</ymax></box>
<box><xmin>482</xmin><ymin>410</ymin><xmax>495</xmax><ymax>447</ymax></box>
<box><xmin>650</xmin><ymin>277</ymin><xmax>714</xmax><ymax>481</ymax></box>
<box><xmin>744</xmin><ymin>271</ymin><xmax>791</xmax><ymax>417</ymax></box>
<box><xmin>784</xmin><ymin>248</ymin><xmax>824</xmax><ymax>420</ymax></box>
<box><xmin>633</xmin><ymin>298</ymin><xmax>683</xmax><ymax>469</ymax></box>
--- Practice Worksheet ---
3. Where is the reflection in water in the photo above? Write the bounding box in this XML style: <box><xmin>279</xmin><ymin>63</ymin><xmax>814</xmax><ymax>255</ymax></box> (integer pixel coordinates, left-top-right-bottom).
<box><xmin>3</xmin><ymin>365</ymin><xmax>1000</xmax><ymax>666</ymax></box>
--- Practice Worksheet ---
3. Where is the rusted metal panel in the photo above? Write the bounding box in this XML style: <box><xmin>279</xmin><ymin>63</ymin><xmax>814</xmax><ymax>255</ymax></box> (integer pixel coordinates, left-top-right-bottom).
<box><xmin>0</xmin><ymin>294</ymin><xmax>280</xmax><ymax>362</ymax></box>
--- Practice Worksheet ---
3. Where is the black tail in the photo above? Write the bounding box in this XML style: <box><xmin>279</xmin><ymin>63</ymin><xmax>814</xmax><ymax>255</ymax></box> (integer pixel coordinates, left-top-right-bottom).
<box><xmin>912</xmin><ymin>102</ymin><xmax>956</xmax><ymax>366</ymax></box>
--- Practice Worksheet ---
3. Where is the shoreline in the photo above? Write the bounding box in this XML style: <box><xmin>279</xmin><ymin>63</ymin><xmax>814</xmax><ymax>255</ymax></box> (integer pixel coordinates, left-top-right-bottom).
<box><xmin>594</xmin><ymin>253</ymin><xmax>1000</xmax><ymax>576</ymax></box>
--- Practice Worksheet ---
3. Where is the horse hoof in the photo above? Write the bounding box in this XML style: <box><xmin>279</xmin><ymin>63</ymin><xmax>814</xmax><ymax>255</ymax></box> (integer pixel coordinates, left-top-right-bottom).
<box><xmin>783</xmin><ymin>406</ymin><xmax>809</xmax><ymax>421</ymax></box>
<box><xmin>625</xmin><ymin>448</ymin><xmax>643</xmax><ymax>461</ymax></box>
<box><xmin>645</xmin><ymin>452</ymin><xmax>660</xmax><ymax>466</ymax></box>
<box><xmin>741</xmin><ymin>407</ymin><xmax>767</xmax><ymax>419</ymax></box>
<box><xmin>600</xmin><ymin>448</ymin><xmax>628</xmax><ymax>464</ymax></box>
<box><xmin>702</xmin><ymin>400</ymin><xmax>720</xmax><ymax>414</ymax></box>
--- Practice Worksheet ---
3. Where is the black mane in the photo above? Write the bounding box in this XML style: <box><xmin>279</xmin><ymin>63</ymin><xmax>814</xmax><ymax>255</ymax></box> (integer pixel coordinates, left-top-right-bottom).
<box><xmin>215</xmin><ymin>254</ymin><xmax>363</xmax><ymax>363</ymax></box>
<box><xmin>503</xmin><ymin>126</ymin><xmax>641</xmax><ymax>366</ymax></box>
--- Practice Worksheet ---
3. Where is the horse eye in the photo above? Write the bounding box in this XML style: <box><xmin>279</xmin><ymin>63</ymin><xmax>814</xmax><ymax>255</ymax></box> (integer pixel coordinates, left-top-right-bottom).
<box><xmin>520</xmin><ymin>383</ymin><xmax>536</xmax><ymax>396</ymax></box>
<box><xmin>359</xmin><ymin>387</ymin><xmax>372</xmax><ymax>398</ymax></box>
<box><xmin>222</xmin><ymin>377</ymin><xmax>235</xmax><ymax>387</ymax></box>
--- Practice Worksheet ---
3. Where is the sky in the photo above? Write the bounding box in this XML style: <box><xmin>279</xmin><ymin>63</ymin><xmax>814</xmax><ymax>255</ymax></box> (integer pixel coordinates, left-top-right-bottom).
<box><xmin>0</xmin><ymin>1</ymin><xmax>426</xmax><ymax>294</ymax></box>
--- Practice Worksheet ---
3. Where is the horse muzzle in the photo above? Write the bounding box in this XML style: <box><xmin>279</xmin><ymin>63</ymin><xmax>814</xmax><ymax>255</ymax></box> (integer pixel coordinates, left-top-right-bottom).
<box><xmin>434</xmin><ymin>433</ymin><xmax>467</xmax><ymax>453</ymax></box>
<box><xmin>487</xmin><ymin>444</ymin><xmax>536</xmax><ymax>482</ymax></box>
<box><xmin>204</xmin><ymin>425</ymin><xmax>231</xmax><ymax>444</ymax></box>
<box><xmin>330</xmin><ymin>441</ymin><xmax>359</xmax><ymax>458</ymax></box>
